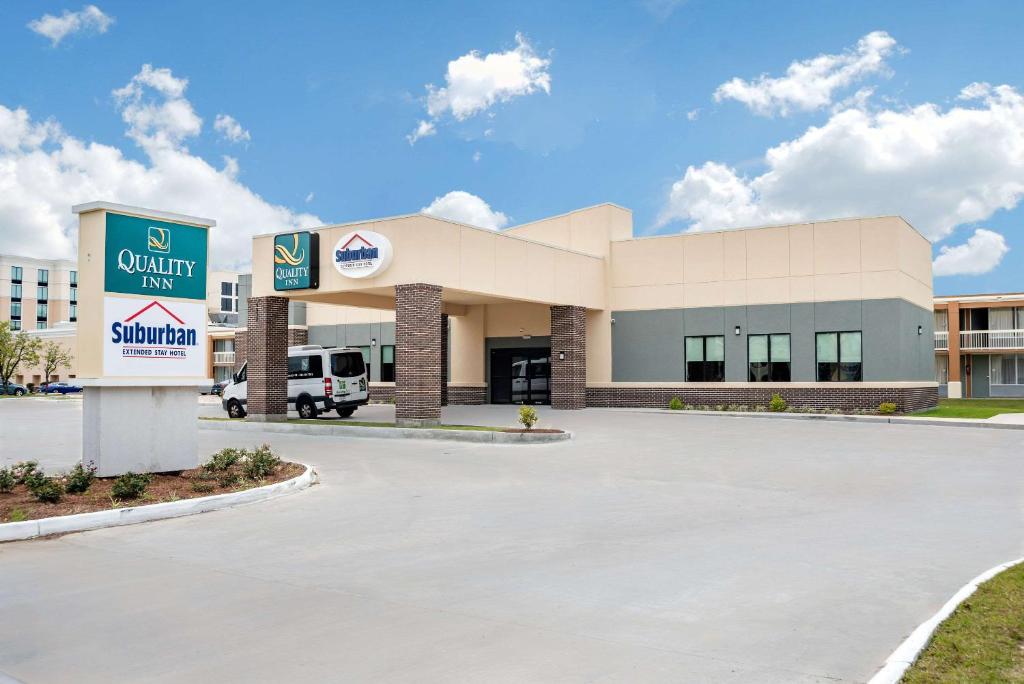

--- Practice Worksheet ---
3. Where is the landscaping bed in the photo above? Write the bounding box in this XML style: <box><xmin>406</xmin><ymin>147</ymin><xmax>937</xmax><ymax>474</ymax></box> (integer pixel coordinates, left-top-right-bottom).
<box><xmin>902</xmin><ymin>561</ymin><xmax>1024</xmax><ymax>683</ymax></box>
<box><xmin>1</xmin><ymin>446</ymin><xmax>303</xmax><ymax>524</ymax></box>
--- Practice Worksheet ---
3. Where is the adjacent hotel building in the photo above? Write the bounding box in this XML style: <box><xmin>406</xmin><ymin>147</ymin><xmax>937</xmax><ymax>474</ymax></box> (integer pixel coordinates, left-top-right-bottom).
<box><xmin>238</xmin><ymin>204</ymin><xmax>939</xmax><ymax>423</ymax></box>
<box><xmin>934</xmin><ymin>292</ymin><xmax>1024</xmax><ymax>398</ymax></box>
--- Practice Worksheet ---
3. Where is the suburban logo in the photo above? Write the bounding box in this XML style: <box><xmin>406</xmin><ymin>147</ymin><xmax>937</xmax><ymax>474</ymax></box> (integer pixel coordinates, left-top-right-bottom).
<box><xmin>274</xmin><ymin>231</ymin><xmax>319</xmax><ymax>291</ymax></box>
<box><xmin>110</xmin><ymin>300</ymin><xmax>198</xmax><ymax>359</ymax></box>
<box><xmin>333</xmin><ymin>229</ymin><xmax>393</xmax><ymax>279</ymax></box>
<box><xmin>104</xmin><ymin>212</ymin><xmax>208</xmax><ymax>300</ymax></box>
<box><xmin>147</xmin><ymin>226</ymin><xmax>170</xmax><ymax>253</ymax></box>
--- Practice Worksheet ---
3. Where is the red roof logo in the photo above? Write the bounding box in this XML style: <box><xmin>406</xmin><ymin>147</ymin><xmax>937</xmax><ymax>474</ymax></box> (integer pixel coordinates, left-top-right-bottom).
<box><xmin>340</xmin><ymin>232</ymin><xmax>375</xmax><ymax>249</ymax></box>
<box><xmin>124</xmin><ymin>300</ymin><xmax>185</xmax><ymax>325</ymax></box>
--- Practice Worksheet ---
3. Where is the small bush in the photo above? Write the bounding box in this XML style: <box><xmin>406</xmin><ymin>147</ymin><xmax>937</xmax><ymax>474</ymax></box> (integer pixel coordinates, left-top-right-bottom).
<box><xmin>191</xmin><ymin>480</ymin><xmax>215</xmax><ymax>494</ymax></box>
<box><xmin>218</xmin><ymin>472</ymin><xmax>241</xmax><ymax>488</ymax></box>
<box><xmin>0</xmin><ymin>466</ymin><xmax>15</xmax><ymax>493</ymax></box>
<box><xmin>12</xmin><ymin>460</ymin><xmax>41</xmax><ymax>485</ymax></box>
<box><xmin>205</xmin><ymin>448</ymin><xmax>244</xmax><ymax>472</ymax></box>
<box><xmin>111</xmin><ymin>472</ymin><xmax>151</xmax><ymax>500</ymax></box>
<box><xmin>28</xmin><ymin>476</ymin><xmax>64</xmax><ymax>504</ymax></box>
<box><xmin>668</xmin><ymin>397</ymin><xmax>684</xmax><ymax>411</ymax></box>
<box><xmin>7</xmin><ymin>508</ymin><xmax>27</xmax><ymax>522</ymax></box>
<box><xmin>768</xmin><ymin>393</ymin><xmax>787</xmax><ymax>412</ymax></box>
<box><xmin>242</xmin><ymin>444</ymin><xmax>281</xmax><ymax>480</ymax></box>
<box><xmin>878</xmin><ymin>402</ymin><xmax>897</xmax><ymax>415</ymax></box>
<box><xmin>65</xmin><ymin>461</ymin><xmax>97</xmax><ymax>494</ymax></box>
<box><xmin>518</xmin><ymin>405</ymin><xmax>539</xmax><ymax>430</ymax></box>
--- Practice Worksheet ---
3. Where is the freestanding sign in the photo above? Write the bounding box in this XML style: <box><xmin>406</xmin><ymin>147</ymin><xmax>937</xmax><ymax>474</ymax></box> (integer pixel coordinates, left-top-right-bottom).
<box><xmin>274</xmin><ymin>231</ymin><xmax>319</xmax><ymax>290</ymax></box>
<box><xmin>73</xmin><ymin>201</ymin><xmax>216</xmax><ymax>476</ymax></box>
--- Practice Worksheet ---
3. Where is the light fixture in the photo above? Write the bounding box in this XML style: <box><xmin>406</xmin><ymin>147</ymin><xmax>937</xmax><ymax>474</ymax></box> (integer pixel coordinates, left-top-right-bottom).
<box><xmin>558</xmin><ymin>351</ymin><xmax>565</xmax><ymax>361</ymax></box>
<box><xmin>917</xmin><ymin>325</ymin><xmax>923</xmax><ymax>336</ymax></box>
<box><xmin>371</xmin><ymin>337</ymin><xmax>377</xmax><ymax>346</ymax></box>
<box><xmin>734</xmin><ymin>325</ymin><xmax>741</xmax><ymax>336</ymax></box>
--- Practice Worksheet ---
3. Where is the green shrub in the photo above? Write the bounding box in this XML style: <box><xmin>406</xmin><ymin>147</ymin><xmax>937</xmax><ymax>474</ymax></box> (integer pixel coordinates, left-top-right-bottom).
<box><xmin>111</xmin><ymin>472</ymin><xmax>151</xmax><ymax>500</ymax></box>
<box><xmin>65</xmin><ymin>461</ymin><xmax>97</xmax><ymax>494</ymax></box>
<box><xmin>518</xmin><ymin>405</ymin><xmax>539</xmax><ymax>430</ymax></box>
<box><xmin>668</xmin><ymin>397</ymin><xmax>683</xmax><ymax>411</ymax></box>
<box><xmin>218</xmin><ymin>472</ymin><xmax>241</xmax><ymax>488</ymax></box>
<box><xmin>242</xmin><ymin>444</ymin><xmax>281</xmax><ymax>480</ymax></box>
<box><xmin>878</xmin><ymin>402</ymin><xmax>897</xmax><ymax>415</ymax></box>
<box><xmin>191</xmin><ymin>480</ymin><xmax>215</xmax><ymax>494</ymax></box>
<box><xmin>768</xmin><ymin>393</ymin><xmax>787</xmax><ymax>412</ymax></box>
<box><xmin>0</xmin><ymin>466</ymin><xmax>14</xmax><ymax>493</ymax></box>
<box><xmin>205</xmin><ymin>448</ymin><xmax>244</xmax><ymax>472</ymax></box>
<box><xmin>12</xmin><ymin>460</ymin><xmax>41</xmax><ymax>485</ymax></box>
<box><xmin>7</xmin><ymin>508</ymin><xmax>27</xmax><ymax>522</ymax></box>
<box><xmin>27</xmin><ymin>476</ymin><xmax>64</xmax><ymax>503</ymax></box>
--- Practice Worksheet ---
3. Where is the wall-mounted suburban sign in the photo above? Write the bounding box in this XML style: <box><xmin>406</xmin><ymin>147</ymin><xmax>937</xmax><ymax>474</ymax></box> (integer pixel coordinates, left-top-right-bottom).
<box><xmin>104</xmin><ymin>212</ymin><xmax>208</xmax><ymax>299</ymax></box>
<box><xmin>102</xmin><ymin>296</ymin><xmax>207</xmax><ymax>377</ymax></box>
<box><xmin>333</xmin><ymin>230</ymin><xmax>393</xmax><ymax>279</ymax></box>
<box><xmin>274</xmin><ymin>231</ymin><xmax>320</xmax><ymax>291</ymax></box>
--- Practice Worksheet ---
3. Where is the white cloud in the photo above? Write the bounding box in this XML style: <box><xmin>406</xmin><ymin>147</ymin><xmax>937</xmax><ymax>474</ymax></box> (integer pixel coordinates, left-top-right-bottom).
<box><xmin>713</xmin><ymin>31</ymin><xmax>899</xmax><ymax>117</ymax></box>
<box><xmin>409</xmin><ymin>33</ymin><xmax>551</xmax><ymax>143</ymax></box>
<box><xmin>686</xmin><ymin>108</ymin><xmax>700</xmax><ymax>121</ymax></box>
<box><xmin>660</xmin><ymin>82</ymin><xmax>1024</xmax><ymax>245</ymax></box>
<box><xmin>933</xmin><ymin>228</ymin><xmax>1009</xmax><ymax>276</ymax></box>
<box><xmin>421</xmin><ymin>191</ymin><xmax>508</xmax><ymax>230</ymax></box>
<box><xmin>472</xmin><ymin>151</ymin><xmax>482</xmax><ymax>162</ymax></box>
<box><xmin>304</xmin><ymin>192</ymin><xmax>315</xmax><ymax>203</ymax></box>
<box><xmin>214</xmin><ymin>114</ymin><xmax>251</xmax><ymax>143</ymax></box>
<box><xmin>406</xmin><ymin>120</ymin><xmax>436</xmax><ymax>145</ymax></box>
<box><xmin>0</xmin><ymin>66</ymin><xmax>322</xmax><ymax>271</ymax></box>
<box><xmin>28</xmin><ymin>4</ymin><xmax>113</xmax><ymax>46</ymax></box>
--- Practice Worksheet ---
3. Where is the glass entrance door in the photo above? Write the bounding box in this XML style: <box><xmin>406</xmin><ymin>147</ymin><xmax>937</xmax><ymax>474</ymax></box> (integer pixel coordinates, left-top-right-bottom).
<box><xmin>490</xmin><ymin>348</ymin><xmax>550</xmax><ymax>404</ymax></box>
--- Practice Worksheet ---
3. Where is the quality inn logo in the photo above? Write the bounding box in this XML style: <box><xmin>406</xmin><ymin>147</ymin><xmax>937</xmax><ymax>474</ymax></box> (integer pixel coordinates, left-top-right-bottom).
<box><xmin>274</xmin><ymin>232</ymin><xmax>305</xmax><ymax>266</ymax></box>
<box><xmin>147</xmin><ymin>226</ymin><xmax>170</xmax><ymax>253</ymax></box>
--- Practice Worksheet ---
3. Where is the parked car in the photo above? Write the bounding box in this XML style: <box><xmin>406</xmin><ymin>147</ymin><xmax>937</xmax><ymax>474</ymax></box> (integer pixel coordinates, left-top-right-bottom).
<box><xmin>211</xmin><ymin>380</ymin><xmax>229</xmax><ymax>396</ymax></box>
<box><xmin>41</xmin><ymin>382</ymin><xmax>83</xmax><ymax>394</ymax></box>
<box><xmin>222</xmin><ymin>345</ymin><xmax>369</xmax><ymax>419</ymax></box>
<box><xmin>1</xmin><ymin>382</ymin><xmax>28</xmax><ymax>396</ymax></box>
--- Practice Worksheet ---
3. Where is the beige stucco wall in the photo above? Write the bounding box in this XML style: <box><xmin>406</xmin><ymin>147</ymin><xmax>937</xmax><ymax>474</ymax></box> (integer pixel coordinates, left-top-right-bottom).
<box><xmin>18</xmin><ymin>330</ymin><xmax>79</xmax><ymax>384</ymax></box>
<box><xmin>501</xmin><ymin>204</ymin><xmax>632</xmax><ymax>257</ymax></box>
<box><xmin>609</xmin><ymin>217</ymin><xmax>933</xmax><ymax>312</ymax></box>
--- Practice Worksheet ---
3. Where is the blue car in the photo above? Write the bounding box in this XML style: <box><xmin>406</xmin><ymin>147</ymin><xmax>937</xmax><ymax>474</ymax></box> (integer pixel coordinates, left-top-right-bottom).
<box><xmin>41</xmin><ymin>382</ymin><xmax>83</xmax><ymax>394</ymax></box>
<box><xmin>2</xmin><ymin>382</ymin><xmax>28</xmax><ymax>396</ymax></box>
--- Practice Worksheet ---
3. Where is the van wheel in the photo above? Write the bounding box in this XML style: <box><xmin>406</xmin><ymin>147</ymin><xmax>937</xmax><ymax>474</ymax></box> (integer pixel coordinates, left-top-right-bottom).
<box><xmin>336</xmin><ymin>407</ymin><xmax>355</xmax><ymax>418</ymax></box>
<box><xmin>297</xmin><ymin>397</ymin><xmax>318</xmax><ymax>419</ymax></box>
<box><xmin>14</xmin><ymin>388</ymin><xmax>25</xmax><ymax>396</ymax></box>
<box><xmin>227</xmin><ymin>399</ymin><xmax>246</xmax><ymax>418</ymax></box>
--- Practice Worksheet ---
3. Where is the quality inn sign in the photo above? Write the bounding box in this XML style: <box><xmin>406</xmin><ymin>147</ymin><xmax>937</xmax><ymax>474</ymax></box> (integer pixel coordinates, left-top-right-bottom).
<box><xmin>104</xmin><ymin>212</ymin><xmax>208</xmax><ymax>300</ymax></box>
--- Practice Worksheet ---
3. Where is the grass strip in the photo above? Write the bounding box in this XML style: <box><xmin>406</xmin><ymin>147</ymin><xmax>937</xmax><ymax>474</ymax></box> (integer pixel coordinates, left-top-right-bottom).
<box><xmin>916</xmin><ymin>399</ymin><xmax>1024</xmax><ymax>420</ymax></box>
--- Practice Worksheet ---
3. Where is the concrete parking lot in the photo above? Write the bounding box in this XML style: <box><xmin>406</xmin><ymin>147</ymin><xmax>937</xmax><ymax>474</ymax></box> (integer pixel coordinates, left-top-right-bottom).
<box><xmin>2</xmin><ymin>398</ymin><xmax>1023</xmax><ymax>682</ymax></box>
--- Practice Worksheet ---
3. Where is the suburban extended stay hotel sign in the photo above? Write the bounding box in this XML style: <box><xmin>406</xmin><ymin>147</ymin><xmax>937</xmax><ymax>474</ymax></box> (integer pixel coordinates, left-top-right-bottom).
<box><xmin>73</xmin><ymin>203</ymin><xmax>214</xmax><ymax>380</ymax></box>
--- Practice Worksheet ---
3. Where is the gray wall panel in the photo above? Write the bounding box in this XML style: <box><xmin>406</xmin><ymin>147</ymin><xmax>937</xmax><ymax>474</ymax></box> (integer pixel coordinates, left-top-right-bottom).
<box><xmin>612</xmin><ymin>310</ymin><xmax>684</xmax><ymax>381</ymax></box>
<box><xmin>863</xmin><ymin>299</ymin><xmax>900</xmax><ymax>381</ymax></box>
<box><xmin>683</xmin><ymin>308</ymin><xmax>725</xmax><ymax>336</ymax></box>
<box><xmin>991</xmin><ymin>384</ymin><xmax>1024</xmax><ymax>397</ymax></box>
<box><xmin>790</xmin><ymin>303</ymin><xmax>815</xmax><ymax>381</ymax></box>
<box><xmin>813</xmin><ymin>300</ymin><xmax>862</xmax><ymax>332</ymax></box>
<box><xmin>746</xmin><ymin>304</ymin><xmax>791</xmax><ymax>334</ymax></box>
<box><xmin>723</xmin><ymin>307</ymin><xmax>747</xmax><ymax>381</ymax></box>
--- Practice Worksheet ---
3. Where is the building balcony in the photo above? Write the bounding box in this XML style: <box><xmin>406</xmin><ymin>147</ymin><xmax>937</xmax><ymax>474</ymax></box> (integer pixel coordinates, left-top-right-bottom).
<box><xmin>960</xmin><ymin>329</ymin><xmax>1024</xmax><ymax>351</ymax></box>
<box><xmin>213</xmin><ymin>351</ymin><xmax>236</xmax><ymax>365</ymax></box>
<box><xmin>934</xmin><ymin>331</ymin><xmax>948</xmax><ymax>350</ymax></box>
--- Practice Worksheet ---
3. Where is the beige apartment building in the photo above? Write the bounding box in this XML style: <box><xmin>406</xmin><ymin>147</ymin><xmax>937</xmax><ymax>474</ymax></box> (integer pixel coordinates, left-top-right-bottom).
<box><xmin>934</xmin><ymin>292</ymin><xmax>1024</xmax><ymax>398</ymax></box>
<box><xmin>234</xmin><ymin>204</ymin><xmax>938</xmax><ymax>422</ymax></box>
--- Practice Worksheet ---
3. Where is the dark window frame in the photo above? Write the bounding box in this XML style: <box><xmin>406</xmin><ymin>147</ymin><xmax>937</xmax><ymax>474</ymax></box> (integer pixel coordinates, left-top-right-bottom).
<box><xmin>11</xmin><ymin>266</ymin><xmax>22</xmax><ymax>283</ymax></box>
<box><xmin>37</xmin><ymin>269</ymin><xmax>48</xmax><ymax>285</ymax></box>
<box><xmin>685</xmin><ymin>335</ymin><xmax>725</xmax><ymax>382</ymax></box>
<box><xmin>815</xmin><ymin>331</ymin><xmax>863</xmax><ymax>382</ymax></box>
<box><xmin>380</xmin><ymin>344</ymin><xmax>395</xmax><ymax>382</ymax></box>
<box><xmin>11</xmin><ymin>283</ymin><xmax>21</xmax><ymax>300</ymax></box>
<box><xmin>748</xmin><ymin>333</ymin><xmax>792</xmax><ymax>382</ymax></box>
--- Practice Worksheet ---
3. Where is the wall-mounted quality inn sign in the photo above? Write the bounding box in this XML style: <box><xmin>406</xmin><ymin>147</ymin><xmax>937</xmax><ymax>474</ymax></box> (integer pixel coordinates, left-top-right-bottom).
<box><xmin>104</xmin><ymin>212</ymin><xmax>208</xmax><ymax>300</ymax></box>
<box><xmin>274</xmin><ymin>231</ymin><xmax>319</xmax><ymax>291</ymax></box>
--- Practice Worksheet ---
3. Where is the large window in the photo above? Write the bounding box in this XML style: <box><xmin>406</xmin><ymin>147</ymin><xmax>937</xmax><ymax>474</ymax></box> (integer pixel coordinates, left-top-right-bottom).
<box><xmin>37</xmin><ymin>269</ymin><xmax>48</xmax><ymax>285</ymax></box>
<box><xmin>11</xmin><ymin>266</ymin><xmax>22</xmax><ymax>283</ymax></box>
<box><xmin>36</xmin><ymin>302</ymin><xmax>48</xmax><ymax>322</ymax></box>
<box><xmin>10</xmin><ymin>283</ymin><xmax>21</xmax><ymax>300</ymax></box>
<box><xmin>991</xmin><ymin>354</ymin><xmax>1024</xmax><ymax>385</ymax></box>
<box><xmin>10</xmin><ymin>320</ymin><xmax>20</xmax><ymax>331</ymax></box>
<box><xmin>37</xmin><ymin>286</ymin><xmax>48</xmax><ymax>301</ymax></box>
<box><xmin>748</xmin><ymin>334</ymin><xmax>791</xmax><ymax>382</ymax></box>
<box><xmin>70</xmin><ymin>286</ymin><xmax>77</xmax><ymax>303</ymax></box>
<box><xmin>70</xmin><ymin>303</ymin><xmax>77</xmax><ymax>322</ymax></box>
<box><xmin>219</xmin><ymin>281</ymin><xmax>236</xmax><ymax>312</ymax></box>
<box><xmin>10</xmin><ymin>301</ymin><xmax>21</xmax><ymax>320</ymax></box>
<box><xmin>220</xmin><ymin>297</ymin><xmax>233</xmax><ymax>312</ymax></box>
<box><xmin>70</xmin><ymin>270</ymin><xmax>77</xmax><ymax>286</ymax></box>
<box><xmin>816</xmin><ymin>331</ymin><xmax>862</xmax><ymax>381</ymax></box>
<box><xmin>935</xmin><ymin>356</ymin><xmax>948</xmax><ymax>385</ymax></box>
<box><xmin>380</xmin><ymin>345</ymin><xmax>395</xmax><ymax>382</ymax></box>
<box><xmin>685</xmin><ymin>335</ymin><xmax>725</xmax><ymax>382</ymax></box>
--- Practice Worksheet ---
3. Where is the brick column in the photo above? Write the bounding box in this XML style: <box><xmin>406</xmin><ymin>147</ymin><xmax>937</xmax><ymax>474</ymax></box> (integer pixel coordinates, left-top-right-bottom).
<box><xmin>441</xmin><ymin>313</ymin><xmax>449</xmax><ymax>407</ymax></box>
<box><xmin>395</xmin><ymin>284</ymin><xmax>443</xmax><ymax>426</ymax></box>
<box><xmin>233</xmin><ymin>329</ymin><xmax>247</xmax><ymax>371</ymax></box>
<box><xmin>246</xmin><ymin>296</ymin><xmax>289</xmax><ymax>422</ymax></box>
<box><xmin>551</xmin><ymin>305</ymin><xmax>587</xmax><ymax>410</ymax></box>
<box><xmin>287</xmin><ymin>326</ymin><xmax>308</xmax><ymax>347</ymax></box>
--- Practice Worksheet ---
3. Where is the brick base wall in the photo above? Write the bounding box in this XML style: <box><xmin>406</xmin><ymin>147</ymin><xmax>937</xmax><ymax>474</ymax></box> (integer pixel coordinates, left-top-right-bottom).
<box><xmin>370</xmin><ymin>384</ymin><xmax>485</xmax><ymax>405</ymax></box>
<box><xmin>585</xmin><ymin>385</ymin><xmax>939</xmax><ymax>413</ymax></box>
<box><xmin>287</xmin><ymin>327</ymin><xmax>308</xmax><ymax>347</ymax></box>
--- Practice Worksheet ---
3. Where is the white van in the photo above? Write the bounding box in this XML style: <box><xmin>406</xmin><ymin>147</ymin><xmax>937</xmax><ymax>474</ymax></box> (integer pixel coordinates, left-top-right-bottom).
<box><xmin>222</xmin><ymin>345</ymin><xmax>369</xmax><ymax>419</ymax></box>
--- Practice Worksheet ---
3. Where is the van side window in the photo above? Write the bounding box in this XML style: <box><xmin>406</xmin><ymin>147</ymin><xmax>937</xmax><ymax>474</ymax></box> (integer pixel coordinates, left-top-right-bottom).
<box><xmin>288</xmin><ymin>355</ymin><xmax>323</xmax><ymax>379</ymax></box>
<box><xmin>236</xmin><ymin>364</ymin><xmax>247</xmax><ymax>383</ymax></box>
<box><xmin>331</xmin><ymin>352</ymin><xmax>365</xmax><ymax>378</ymax></box>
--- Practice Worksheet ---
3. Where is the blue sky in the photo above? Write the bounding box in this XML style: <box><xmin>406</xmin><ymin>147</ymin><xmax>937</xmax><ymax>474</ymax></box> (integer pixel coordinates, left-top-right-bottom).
<box><xmin>1</xmin><ymin>1</ymin><xmax>1022</xmax><ymax>294</ymax></box>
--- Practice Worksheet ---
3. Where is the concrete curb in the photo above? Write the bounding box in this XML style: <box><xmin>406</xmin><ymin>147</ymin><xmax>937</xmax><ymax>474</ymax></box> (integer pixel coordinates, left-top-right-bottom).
<box><xmin>869</xmin><ymin>556</ymin><xmax>1024</xmax><ymax>684</ymax></box>
<box><xmin>608</xmin><ymin>407</ymin><xmax>1024</xmax><ymax>431</ymax></box>
<box><xmin>0</xmin><ymin>465</ymin><xmax>317</xmax><ymax>543</ymax></box>
<box><xmin>200</xmin><ymin>419</ymin><xmax>572</xmax><ymax>444</ymax></box>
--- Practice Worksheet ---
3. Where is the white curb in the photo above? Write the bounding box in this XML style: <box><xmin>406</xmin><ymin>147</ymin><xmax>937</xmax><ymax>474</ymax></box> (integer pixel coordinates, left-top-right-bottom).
<box><xmin>869</xmin><ymin>556</ymin><xmax>1024</xmax><ymax>684</ymax></box>
<box><xmin>0</xmin><ymin>465</ymin><xmax>317</xmax><ymax>543</ymax></box>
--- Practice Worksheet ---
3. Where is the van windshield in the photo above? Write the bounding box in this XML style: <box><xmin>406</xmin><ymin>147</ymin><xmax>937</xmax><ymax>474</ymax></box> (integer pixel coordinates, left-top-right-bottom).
<box><xmin>331</xmin><ymin>352</ymin><xmax>365</xmax><ymax>378</ymax></box>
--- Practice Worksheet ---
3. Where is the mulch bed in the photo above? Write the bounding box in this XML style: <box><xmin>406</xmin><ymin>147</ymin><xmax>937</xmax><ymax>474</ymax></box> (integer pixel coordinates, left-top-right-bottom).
<box><xmin>501</xmin><ymin>428</ymin><xmax>564</xmax><ymax>434</ymax></box>
<box><xmin>1</xmin><ymin>462</ymin><xmax>304</xmax><ymax>523</ymax></box>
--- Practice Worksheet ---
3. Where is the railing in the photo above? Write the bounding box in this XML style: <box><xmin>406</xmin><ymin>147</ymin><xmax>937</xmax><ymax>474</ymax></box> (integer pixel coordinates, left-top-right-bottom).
<box><xmin>960</xmin><ymin>329</ymin><xmax>1024</xmax><ymax>350</ymax></box>
<box><xmin>213</xmin><ymin>351</ymin><xmax>235</xmax><ymax>365</ymax></box>
<box><xmin>934</xmin><ymin>331</ymin><xmax>948</xmax><ymax>350</ymax></box>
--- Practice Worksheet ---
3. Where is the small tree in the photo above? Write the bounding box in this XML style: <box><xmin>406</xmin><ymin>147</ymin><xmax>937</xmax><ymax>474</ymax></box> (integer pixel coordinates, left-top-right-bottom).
<box><xmin>41</xmin><ymin>341</ymin><xmax>73</xmax><ymax>383</ymax></box>
<box><xmin>0</xmin><ymin>322</ymin><xmax>43</xmax><ymax>392</ymax></box>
